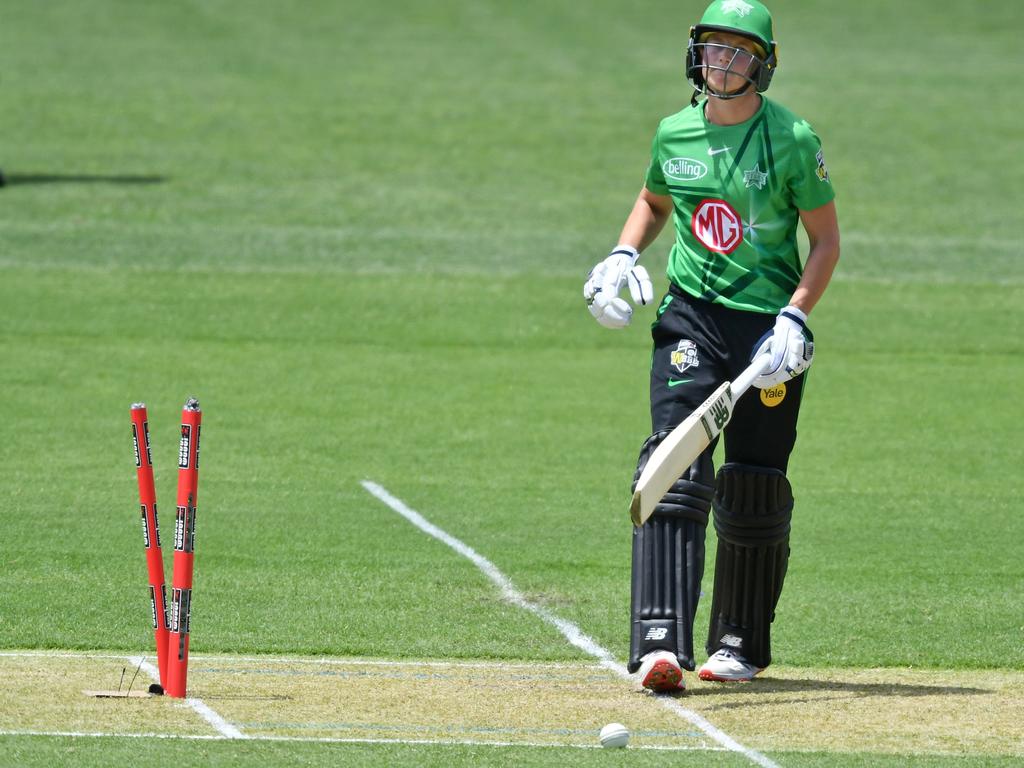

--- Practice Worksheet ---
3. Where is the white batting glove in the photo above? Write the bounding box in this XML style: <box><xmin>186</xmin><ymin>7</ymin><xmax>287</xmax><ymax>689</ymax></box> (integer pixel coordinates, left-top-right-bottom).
<box><xmin>753</xmin><ymin>306</ymin><xmax>815</xmax><ymax>388</ymax></box>
<box><xmin>583</xmin><ymin>245</ymin><xmax>654</xmax><ymax>329</ymax></box>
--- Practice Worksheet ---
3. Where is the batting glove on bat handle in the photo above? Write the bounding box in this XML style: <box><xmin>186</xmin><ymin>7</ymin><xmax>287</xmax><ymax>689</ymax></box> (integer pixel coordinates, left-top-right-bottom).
<box><xmin>752</xmin><ymin>305</ymin><xmax>815</xmax><ymax>388</ymax></box>
<box><xmin>582</xmin><ymin>245</ymin><xmax>654</xmax><ymax>329</ymax></box>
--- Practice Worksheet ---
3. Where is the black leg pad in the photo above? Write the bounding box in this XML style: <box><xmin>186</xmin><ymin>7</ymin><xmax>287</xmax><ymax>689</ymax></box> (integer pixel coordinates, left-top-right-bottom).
<box><xmin>630</xmin><ymin>431</ymin><xmax>714</xmax><ymax>525</ymax></box>
<box><xmin>705</xmin><ymin>463</ymin><xmax>793</xmax><ymax>669</ymax></box>
<box><xmin>627</xmin><ymin>433</ymin><xmax>713</xmax><ymax>672</ymax></box>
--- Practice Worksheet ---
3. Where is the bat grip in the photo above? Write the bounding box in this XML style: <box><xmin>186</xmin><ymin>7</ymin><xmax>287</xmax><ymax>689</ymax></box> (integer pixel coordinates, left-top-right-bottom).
<box><xmin>731</xmin><ymin>353</ymin><xmax>772</xmax><ymax>399</ymax></box>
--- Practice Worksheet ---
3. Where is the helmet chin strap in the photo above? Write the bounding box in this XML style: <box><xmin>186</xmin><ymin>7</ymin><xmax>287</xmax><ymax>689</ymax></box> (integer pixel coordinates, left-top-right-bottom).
<box><xmin>703</xmin><ymin>79</ymin><xmax>754</xmax><ymax>100</ymax></box>
<box><xmin>691</xmin><ymin>78</ymin><xmax>753</xmax><ymax>108</ymax></box>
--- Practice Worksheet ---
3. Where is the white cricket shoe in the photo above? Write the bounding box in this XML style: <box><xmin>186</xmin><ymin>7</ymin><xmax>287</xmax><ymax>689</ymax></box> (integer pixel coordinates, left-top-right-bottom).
<box><xmin>698</xmin><ymin>649</ymin><xmax>763</xmax><ymax>682</ymax></box>
<box><xmin>637</xmin><ymin>650</ymin><xmax>685</xmax><ymax>692</ymax></box>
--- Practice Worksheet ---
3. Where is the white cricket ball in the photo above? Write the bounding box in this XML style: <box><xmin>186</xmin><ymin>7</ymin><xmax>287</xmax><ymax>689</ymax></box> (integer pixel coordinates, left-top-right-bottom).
<box><xmin>599</xmin><ymin>722</ymin><xmax>630</xmax><ymax>748</ymax></box>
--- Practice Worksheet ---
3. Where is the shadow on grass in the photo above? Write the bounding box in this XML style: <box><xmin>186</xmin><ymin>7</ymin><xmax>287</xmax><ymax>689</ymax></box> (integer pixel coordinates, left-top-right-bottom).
<box><xmin>687</xmin><ymin>676</ymin><xmax>991</xmax><ymax>710</ymax></box>
<box><xmin>1</xmin><ymin>172</ymin><xmax>168</xmax><ymax>186</ymax></box>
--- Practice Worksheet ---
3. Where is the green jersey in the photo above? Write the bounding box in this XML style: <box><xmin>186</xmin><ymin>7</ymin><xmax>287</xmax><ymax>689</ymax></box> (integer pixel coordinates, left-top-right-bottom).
<box><xmin>645</xmin><ymin>97</ymin><xmax>835</xmax><ymax>313</ymax></box>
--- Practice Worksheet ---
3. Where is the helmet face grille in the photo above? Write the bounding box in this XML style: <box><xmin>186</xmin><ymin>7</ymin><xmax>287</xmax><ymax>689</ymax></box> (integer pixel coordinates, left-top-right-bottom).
<box><xmin>688</xmin><ymin>41</ymin><xmax>763</xmax><ymax>98</ymax></box>
<box><xmin>685</xmin><ymin>28</ymin><xmax>776</xmax><ymax>97</ymax></box>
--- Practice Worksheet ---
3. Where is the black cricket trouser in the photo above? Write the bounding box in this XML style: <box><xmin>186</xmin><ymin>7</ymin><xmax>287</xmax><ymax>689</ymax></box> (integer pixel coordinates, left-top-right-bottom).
<box><xmin>649</xmin><ymin>284</ymin><xmax>805</xmax><ymax>472</ymax></box>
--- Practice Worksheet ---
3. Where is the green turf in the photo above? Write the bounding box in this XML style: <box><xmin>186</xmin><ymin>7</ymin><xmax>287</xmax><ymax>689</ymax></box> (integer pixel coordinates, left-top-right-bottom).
<box><xmin>3</xmin><ymin>738</ymin><xmax>1021</xmax><ymax>768</ymax></box>
<box><xmin>3</xmin><ymin>270</ymin><xmax>1020</xmax><ymax>666</ymax></box>
<box><xmin>1</xmin><ymin>0</ymin><xmax>1021</xmax><ymax>765</ymax></box>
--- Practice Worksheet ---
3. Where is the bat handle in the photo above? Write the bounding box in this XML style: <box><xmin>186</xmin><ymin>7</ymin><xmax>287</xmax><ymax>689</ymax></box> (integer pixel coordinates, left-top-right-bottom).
<box><xmin>730</xmin><ymin>353</ymin><xmax>772</xmax><ymax>399</ymax></box>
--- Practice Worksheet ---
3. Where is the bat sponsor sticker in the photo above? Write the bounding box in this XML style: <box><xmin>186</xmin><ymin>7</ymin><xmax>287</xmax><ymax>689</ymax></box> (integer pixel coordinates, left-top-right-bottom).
<box><xmin>699</xmin><ymin>388</ymin><xmax>734</xmax><ymax>440</ymax></box>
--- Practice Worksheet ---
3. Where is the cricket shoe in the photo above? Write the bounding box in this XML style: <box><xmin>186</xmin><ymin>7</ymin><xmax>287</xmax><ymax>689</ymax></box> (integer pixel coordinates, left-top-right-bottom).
<box><xmin>698</xmin><ymin>649</ymin><xmax>763</xmax><ymax>682</ymax></box>
<box><xmin>637</xmin><ymin>650</ymin><xmax>685</xmax><ymax>692</ymax></box>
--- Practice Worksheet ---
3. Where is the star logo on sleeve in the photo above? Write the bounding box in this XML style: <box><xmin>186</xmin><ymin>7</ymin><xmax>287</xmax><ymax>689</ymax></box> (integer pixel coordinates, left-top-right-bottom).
<box><xmin>743</xmin><ymin>163</ymin><xmax>768</xmax><ymax>190</ymax></box>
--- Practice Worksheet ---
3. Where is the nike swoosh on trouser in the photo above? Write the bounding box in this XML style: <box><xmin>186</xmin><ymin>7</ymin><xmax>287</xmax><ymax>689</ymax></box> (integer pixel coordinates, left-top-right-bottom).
<box><xmin>667</xmin><ymin>378</ymin><xmax>692</xmax><ymax>387</ymax></box>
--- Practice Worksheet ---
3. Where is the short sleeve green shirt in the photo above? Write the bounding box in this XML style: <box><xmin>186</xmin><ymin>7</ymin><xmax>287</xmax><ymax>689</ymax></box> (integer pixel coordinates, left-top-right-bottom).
<box><xmin>645</xmin><ymin>96</ymin><xmax>835</xmax><ymax>313</ymax></box>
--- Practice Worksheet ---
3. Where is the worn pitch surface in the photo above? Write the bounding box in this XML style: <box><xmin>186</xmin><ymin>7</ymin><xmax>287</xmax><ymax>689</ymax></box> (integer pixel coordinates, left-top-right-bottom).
<box><xmin>1</xmin><ymin>653</ymin><xmax>1021</xmax><ymax>758</ymax></box>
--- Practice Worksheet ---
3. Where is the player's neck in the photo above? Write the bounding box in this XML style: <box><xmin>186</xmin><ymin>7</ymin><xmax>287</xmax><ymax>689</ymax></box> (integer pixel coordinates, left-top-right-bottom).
<box><xmin>704</xmin><ymin>92</ymin><xmax>762</xmax><ymax>126</ymax></box>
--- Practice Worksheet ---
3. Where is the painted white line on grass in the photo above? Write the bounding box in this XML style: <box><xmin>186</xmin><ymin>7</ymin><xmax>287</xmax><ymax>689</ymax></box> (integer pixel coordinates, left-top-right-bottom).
<box><xmin>0</xmin><ymin>650</ymin><xmax>606</xmax><ymax>670</ymax></box>
<box><xmin>361</xmin><ymin>481</ymin><xmax>614</xmax><ymax>663</ymax></box>
<box><xmin>0</xmin><ymin>652</ymin><xmax>133</xmax><ymax>660</ymax></box>
<box><xmin>0</xmin><ymin>730</ymin><xmax>222</xmax><ymax>741</ymax></box>
<box><xmin>361</xmin><ymin>480</ymin><xmax>780</xmax><ymax>768</ymax></box>
<box><xmin>127</xmin><ymin>656</ymin><xmax>246</xmax><ymax>740</ymax></box>
<box><xmin>0</xmin><ymin>729</ymin><xmax>724</xmax><ymax>751</ymax></box>
<box><xmin>190</xmin><ymin>656</ymin><xmax>605</xmax><ymax>670</ymax></box>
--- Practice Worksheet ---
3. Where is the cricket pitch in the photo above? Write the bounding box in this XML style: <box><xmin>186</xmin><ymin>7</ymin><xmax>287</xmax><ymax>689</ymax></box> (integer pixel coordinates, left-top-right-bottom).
<box><xmin>0</xmin><ymin>651</ymin><xmax>1021</xmax><ymax>759</ymax></box>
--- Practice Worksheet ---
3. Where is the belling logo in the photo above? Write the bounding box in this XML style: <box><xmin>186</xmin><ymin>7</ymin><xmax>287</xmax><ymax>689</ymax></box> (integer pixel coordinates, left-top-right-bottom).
<box><xmin>662</xmin><ymin>157</ymin><xmax>707</xmax><ymax>182</ymax></box>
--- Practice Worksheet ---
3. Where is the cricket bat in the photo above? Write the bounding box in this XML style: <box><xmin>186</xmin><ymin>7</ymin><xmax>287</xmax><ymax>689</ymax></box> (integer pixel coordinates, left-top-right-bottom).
<box><xmin>629</xmin><ymin>352</ymin><xmax>772</xmax><ymax>526</ymax></box>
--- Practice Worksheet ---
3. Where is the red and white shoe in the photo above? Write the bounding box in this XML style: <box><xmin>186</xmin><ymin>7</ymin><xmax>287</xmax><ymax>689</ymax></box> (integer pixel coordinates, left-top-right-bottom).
<box><xmin>698</xmin><ymin>649</ymin><xmax>763</xmax><ymax>682</ymax></box>
<box><xmin>637</xmin><ymin>650</ymin><xmax>685</xmax><ymax>692</ymax></box>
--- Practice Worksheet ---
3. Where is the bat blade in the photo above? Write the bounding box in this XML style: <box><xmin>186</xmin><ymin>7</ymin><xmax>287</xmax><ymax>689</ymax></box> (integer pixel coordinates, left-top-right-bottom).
<box><xmin>629</xmin><ymin>353</ymin><xmax>771</xmax><ymax>527</ymax></box>
<box><xmin>630</xmin><ymin>382</ymin><xmax>732</xmax><ymax>526</ymax></box>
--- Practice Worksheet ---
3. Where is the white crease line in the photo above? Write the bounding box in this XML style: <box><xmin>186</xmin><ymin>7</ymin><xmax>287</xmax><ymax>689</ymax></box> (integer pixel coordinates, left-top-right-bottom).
<box><xmin>189</xmin><ymin>655</ymin><xmax>602</xmax><ymax>669</ymax></box>
<box><xmin>0</xmin><ymin>650</ymin><xmax>604</xmax><ymax>670</ymax></box>
<box><xmin>0</xmin><ymin>652</ymin><xmax>135</xmax><ymax>660</ymax></box>
<box><xmin>0</xmin><ymin>730</ymin><xmax>224</xmax><ymax>741</ymax></box>
<box><xmin>126</xmin><ymin>656</ymin><xmax>246</xmax><ymax>740</ymax></box>
<box><xmin>361</xmin><ymin>479</ymin><xmax>780</xmax><ymax>768</ymax></box>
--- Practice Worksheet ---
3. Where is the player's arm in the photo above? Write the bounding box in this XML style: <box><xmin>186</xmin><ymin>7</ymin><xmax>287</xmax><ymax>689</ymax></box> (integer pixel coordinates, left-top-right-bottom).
<box><xmin>788</xmin><ymin>200</ymin><xmax>839</xmax><ymax>315</ymax></box>
<box><xmin>753</xmin><ymin>199</ymin><xmax>838</xmax><ymax>387</ymax></box>
<box><xmin>617</xmin><ymin>187</ymin><xmax>675</xmax><ymax>252</ymax></box>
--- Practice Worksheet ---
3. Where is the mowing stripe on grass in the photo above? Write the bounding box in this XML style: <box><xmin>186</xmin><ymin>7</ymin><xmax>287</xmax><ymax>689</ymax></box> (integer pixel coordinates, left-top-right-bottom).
<box><xmin>361</xmin><ymin>479</ymin><xmax>779</xmax><ymax>768</ymax></box>
<box><xmin>127</xmin><ymin>656</ymin><xmax>246</xmax><ymax>740</ymax></box>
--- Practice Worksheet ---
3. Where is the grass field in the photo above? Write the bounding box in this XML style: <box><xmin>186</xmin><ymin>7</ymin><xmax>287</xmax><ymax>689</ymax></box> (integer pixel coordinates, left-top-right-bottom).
<box><xmin>1</xmin><ymin>1</ymin><xmax>1022</xmax><ymax>766</ymax></box>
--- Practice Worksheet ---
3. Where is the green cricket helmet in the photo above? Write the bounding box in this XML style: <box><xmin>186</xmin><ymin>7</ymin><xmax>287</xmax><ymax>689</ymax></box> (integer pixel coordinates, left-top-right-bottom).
<box><xmin>685</xmin><ymin>0</ymin><xmax>778</xmax><ymax>99</ymax></box>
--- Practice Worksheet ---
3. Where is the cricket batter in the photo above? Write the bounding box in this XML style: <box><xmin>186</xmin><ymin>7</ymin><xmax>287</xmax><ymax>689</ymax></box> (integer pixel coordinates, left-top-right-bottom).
<box><xmin>583</xmin><ymin>0</ymin><xmax>839</xmax><ymax>690</ymax></box>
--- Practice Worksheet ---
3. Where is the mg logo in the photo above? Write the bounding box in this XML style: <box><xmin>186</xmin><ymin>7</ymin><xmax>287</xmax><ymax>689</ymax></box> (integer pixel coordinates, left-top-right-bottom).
<box><xmin>692</xmin><ymin>198</ymin><xmax>743</xmax><ymax>254</ymax></box>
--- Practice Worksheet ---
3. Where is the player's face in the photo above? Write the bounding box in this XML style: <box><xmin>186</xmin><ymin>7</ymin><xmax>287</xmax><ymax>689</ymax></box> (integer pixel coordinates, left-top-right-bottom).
<box><xmin>701</xmin><ymin>32</ymin><xmax>761</xmax><ymax>96</ymax></box>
